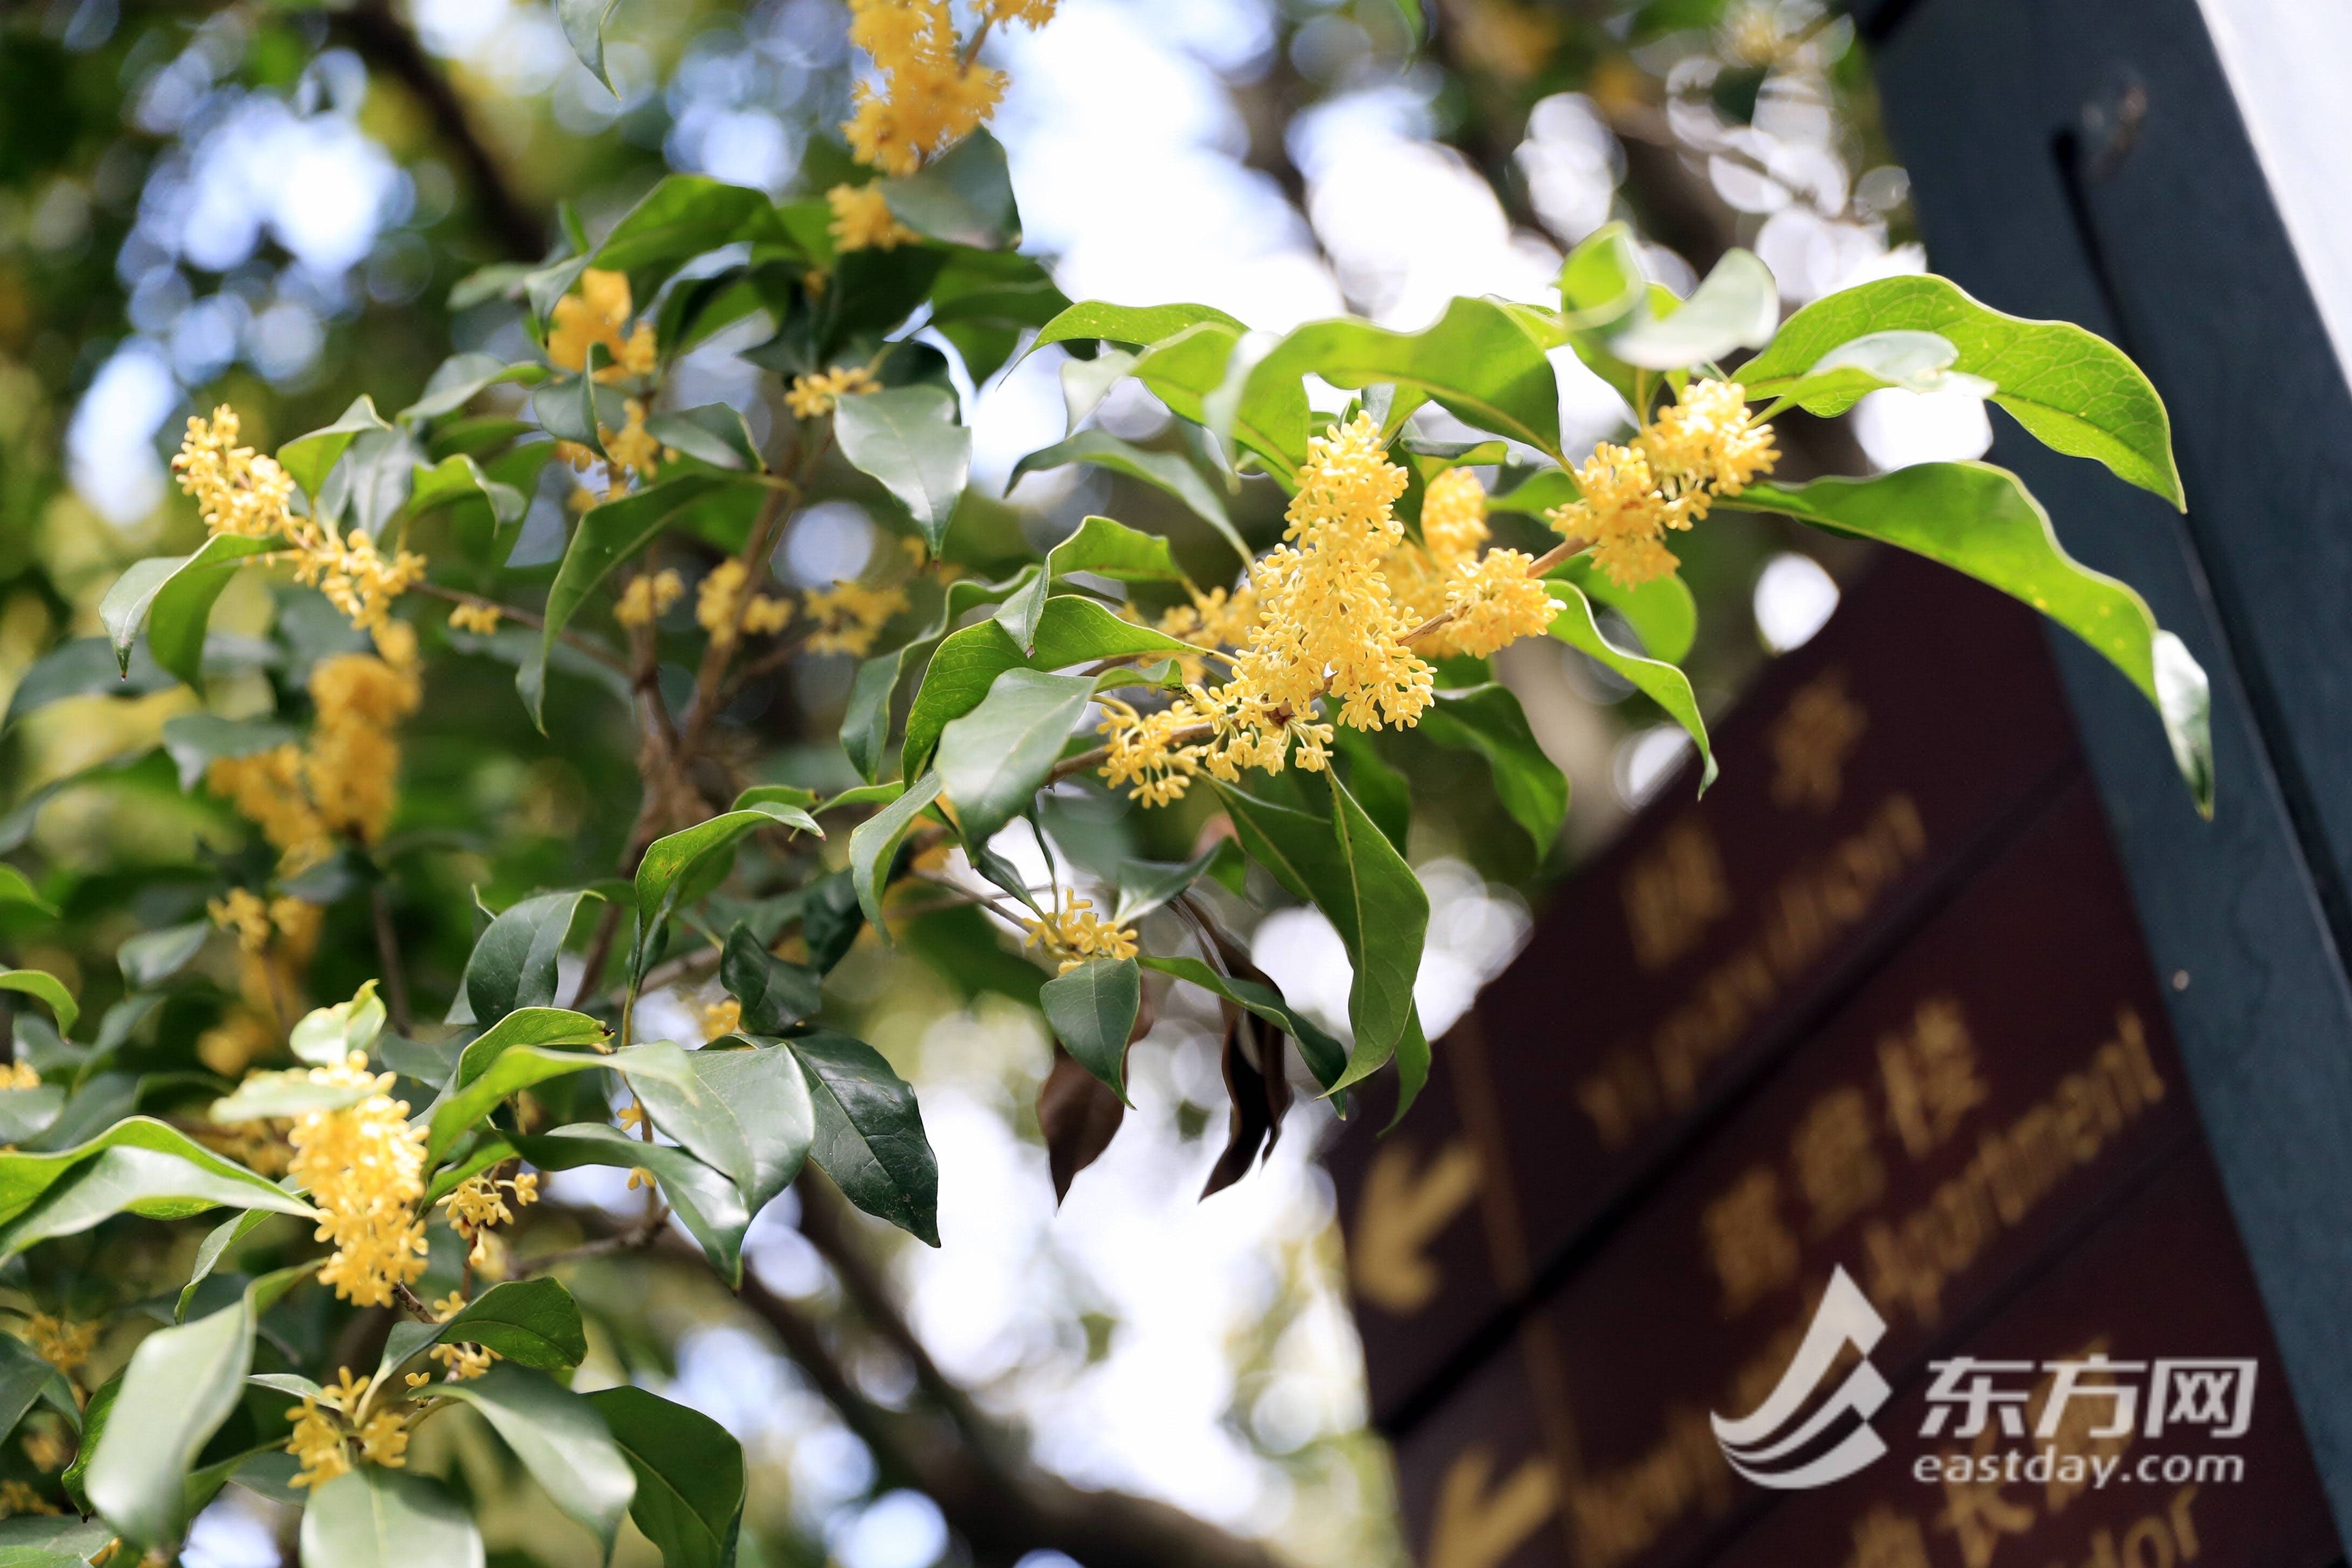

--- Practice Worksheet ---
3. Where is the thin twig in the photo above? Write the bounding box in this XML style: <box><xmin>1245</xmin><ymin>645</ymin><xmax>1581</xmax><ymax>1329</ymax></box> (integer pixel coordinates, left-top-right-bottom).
<box><xmin>370</xmin><ymin>884</ymin><xmax>413</xmax><ymax>1035</ymax></box>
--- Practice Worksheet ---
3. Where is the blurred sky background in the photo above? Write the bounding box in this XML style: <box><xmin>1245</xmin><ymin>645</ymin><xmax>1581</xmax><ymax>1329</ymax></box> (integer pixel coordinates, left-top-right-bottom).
<box><xmin>6</xmin><ymin>3</ymin><xmax>2000</xmax><ymax>1564</ymax></box>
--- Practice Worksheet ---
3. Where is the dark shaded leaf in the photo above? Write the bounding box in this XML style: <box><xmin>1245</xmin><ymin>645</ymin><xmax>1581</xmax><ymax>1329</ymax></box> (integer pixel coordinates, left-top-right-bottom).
<box><xmin>787</xmin><ymin>1030</ymin><xmax>937</xmax><ymax>1245</ymax></box>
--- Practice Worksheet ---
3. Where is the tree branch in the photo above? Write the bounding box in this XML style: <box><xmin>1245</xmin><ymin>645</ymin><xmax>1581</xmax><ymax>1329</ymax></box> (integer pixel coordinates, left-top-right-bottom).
<box><xmin>333</xmin><ymin>0</ymin><xmax>547</xmax><ymax>263</ymax></box>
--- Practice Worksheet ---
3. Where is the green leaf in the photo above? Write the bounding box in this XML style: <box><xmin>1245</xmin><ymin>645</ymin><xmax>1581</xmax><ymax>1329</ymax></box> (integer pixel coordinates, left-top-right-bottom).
<box><xmin>1606</xmin><ymin>248</ymin><xmax>1780</xmax><ymax>370</ymax></box>
<box><xmin>1753</xmin><ymin>330</ymin><xmax>1991</xmax><ymax>416</ymax></box>
<box><xmin>1110</xmin><ymin>839</ymin><xmax>1245</xmax><ymax>927</ymax></box>
<box><xmin>85</xmin><ymin>1279</ymin><xmax>264</xmax><ymax>1545</ymax></box>
<box><xmin>591</xmin><ymin>174</ymin><xmax>799</xmax><ymax>283</ymax></box>
<box><xmin>880</xmin><ymin>129</ymin><xmax>1018</xmax><ymax>248</ymax></box>
<box><xmin>0</xmin><ymin>1334</ymin><xmax>75</xmax><ymax>1442</ymax></box>
<box><xmin>207</xmin><ymin>1070</ymin><xmax>374</xmax><ymax>1125</ymax></box>
<box><xmin>832</xmin><ymin>386</ymin><xmax>972</xmax><ymax>552</ymax></box>
<box><xmin>397</xmin><ymin>353</ymin><xmax>543</xmax><ymax>424</ymax></box>
<box><xmin>901</xmin><ymin>597</ymin><xmax>1193</xmax><ymax>779</ymax></box>
<box><xmin>1137</xmin><ymin>955</ymin><xmax>1347</xmax><ymax>1090</ymax></box>
<box><xmin>1414</xmin><ymin>685</ymin><xmax>1569</xmax><ymax>853</ymax></box>
<box><xmin>526</xmin><ymin>473</ymin><xmax>736</xmax><ymax>726</ymax></box>
<box><xmin>432</xmin><ymin>1363</ymin><xmax>635</xmax><ymax>1551</ymax></box>
<box><xmin>59</xmin><ymin>1374</ymin><xmax>112</xmax><ymax>1514</ymax></box>
<box><xmin>1039</xmin><ymin>958</ymin><xmax>1141</xmax><ymax>1101</ymax></box>
<box><xmin>1214</xmin><ymin>774</ymin><xmax>1427</xmax><ymax>1084</ymax></box>
<box><xmin>631</xmin><ymin>802</ymin><xmax>823</xmax><ymax>984</ymax></box>
<box><xmin>788</xmin><ymin>1030</ymin><xmax>939</xmax><ymax>1245</ymax></box>
<box><xmin>158</xmin><ymin>713</ymin><xmax>296</xmax><ymax>791</ymax></box>
<box><xmin>278</xmin><ymin>396</ymin><xmax>392</xmax><ymax>500</ymax></box>
<box><xmin>1333</xmin><ymin>729</ymin><xmax>1410</xmax><ymax>854</ymax></box>
<box><xmin>1246</xmin><ymin>296</ymin><xmax>1566</xmax><ymax>460</ymax></box>
<box><xmin>1009</xmin><ymin>436</ymin><xmax>1243</xmax><ymax>562</ymax></box>
<box><xmin>935</xmin><ymin>669</ymin><xmax>1096</xmax><ymax>847</ymax></box>
<box><xmin>849</xmin><ymin>773</ymin><xmax>942</xmax><ymax>938</ymax></box>
<box><xmin>300</xmin><ymin>1468</ymin><xmax>485</xmax><ymax>1568</ymax></box>
<box><xmin>1548</xmin><ymin>578</ymin><xmax>1717</xmax><ymax>790</ymax></box>
<box><xmin>453</xmin><ymin>1006</ymin><xmax>611</xmax><ymax>1087</ymax></box>
<box><xmin>0</xmin><ymin>1518</ymin><xmax>113</xmax><ymax>1566</ymax></box>
<box><xmin>99</xmin><ymin>536</ymin><xmax>278</xmax><ymax>684</ymax></box>
<box><xmin>116</xmin><ymin>919</ymin><xmax>209</xmax><ymax>988</ymax></box>
<box><xmin>1060</xmin><ymin>347</ymin><xmax>1138</xmax><ymax>430</ymax></box>
<box><xmin>840</xmin><ymin>569</ymin><xmax>1040</xmax><ymax>780</ymax></box>
<box><xmin>645</xmin><ymin>404</ymin><xmax>762</xmax><ymax>471</ymax></box>
<box><xmin>370</xmin><ymin>1278</ymin><xmax>588</xmax><ymax>1384</ymax></box>
<box><xmin>557</xmin><ymin>0</ymin><xmax>623</xmax><ymax>88</ymax></box>
<box><xmin>407</xmin><ymin>454</ymin><xmax>527</xmax><ymax>528</ymax></box>
<box><xmin>1548</xmin><ymin>556</ymin><xmax>1697</xmax><ymax>663</ymax></box>
<box><xmin>0</xmin><ymin>1090</ymin><xmax>60</xmax><ymax>1147</ymax></box>
<box><xmin>426</xmin><ymin>1041</ymin><xmax>677</xmax><ymax>1166</ymax></box>
<box><xmin>1739</xmin><ymin>274</ymin><xmax>2183</xmax><ymax>506</ymax></box>
<box><xmin>449</xmin><ymin>890</ymin><xmax>605</xmax><ymax>1027</ymax></box>
<box><xmin>622</xmin><ymin>1041</ymin><xmax>814</xmax><ymax>1215</ymax></box>
<box><xmin>1028</xmin><ymin>300</ymin><xmax>1246</xmax><ymax>356</ymax></box>
<box><xmin>176</xmin><ymin>1208</ymin><xmax>278</xmax><ymax>1323</ymax></box>
<box><xmin>720</xmin><ymin>925</ymin><xmax>822</xmax><ymax>1033</ymax></box>
<box><xmin>1557</xmin><ymin>221</ymin><xmax>1647</xmax><ymax>331</ymax></box>
<box><xmin>287</xmin><ymin>980</ymin><xmax>387</xmax><ymax>1067</ymax></box>
<box><xmin>0</xmin><ymin>867</ymin><xmax>50</xmax><ymax>918</ymax></box>
<box><xmin>1733</xmin><ymin>461</ymin><xmax>2211</xmax><ymax>813</ymax></box>
<box><xmin>587</xmin><ymin>1387</ymin><xmax>746</xmax><ymax>1568</ymax></box>
<box><xmin>511</xmin><ymin>1123</ymin><xmax>750</xmax><ymax>1282</ymax></box>
<box><xmin>0</xmin><ymin>1142</ymin><xmax>312</xmax><ymax>1258</ymax></box>
<box><xmin>0</xmin><ymin>972</ymin><xmax>74</xmax><ymax>1038</ymax></box>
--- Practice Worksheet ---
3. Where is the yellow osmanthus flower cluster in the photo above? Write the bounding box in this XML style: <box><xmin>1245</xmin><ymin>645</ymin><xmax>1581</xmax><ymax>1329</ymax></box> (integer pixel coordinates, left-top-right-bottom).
<box><xmin>0</xmin><ymin>1062</ymin><xmax>38</xmax><ymax>1091</ymax></box>
<box><xmin>842</xmin><ymin>0</ymin><xmax>1056</xmax><ymax>176</ymax></box>
<box><xmin>437</xmin><ymin>1167</ymin><xmax>538</xmax><ymax>1267</ymax></box>
<box><xmin>548</xmin><ymin>268</ymin><xmax>657</xmax><ymax>380</ymax></box>
<box><xmin>446</xmin><ymin>600</ymin><xmax>502</xmax><ymax>635</ymax></box>
<box><xmin>0</xmin><ymin>1480</ymin><xmax>55</xmax><ymax>1518</ymax></box>
<box><xmin>286</xmin><ymin>1054</ymin><xmax>428</xmax><ymax>1307</ymax></box>
<box><xmin>174</xmin><ymin>408</ymin><xmax>426</xmax><ymax>634</ymax></box>
<box><xmin>801</xmin><ymin>578</ymin><xmax>909</xmax><ymax>656</ymax></box>
<box><xmin>616</xmin><ymin>568</ymin><xmax>686</xmax><ymax>629</ymax></box>
<box><xmin>1380</xmin><ymin>468</ymin><xmax>1561</xmax><ymax>660</ymax></box>
<box><xmin>1550</xmin><ymin>379</ymin><xmax>1778</xmax><ymax>588</ymax></box>
<box><xmin>697</xmin><ymin>559</ymin><xmax>795</xmax><ymax>645</ymax></box>
<box><xmin>1152</xmin><ymin>584</ymin><xmax>1256</xmax><ymax>685</ymax></box>
<box><xmin>699</xmin><ymin>996</ymin><xmax>743</xmax><ymax>1041</ymax></box>
<box><xmin>286</xmin><ymin>1368</ymin><xmax>410</xmax><ymax>1489</ymax></box>
<box><xmin>786</xmin><ymin>365</ymin><xmax>880</xmax><ymax>419</ymax></box>
<box><xmin>1021</xmin><ymin>890</ymin><xmax>1138</xmax><ymax>973</ymax></box>
<box><xmin>561</xmin><ymin>398</ymin><xmax>664</xmax><ymax>509</ymax></box>
<box><xmin>207</xmin><ymin>886</ymin><xmax>313</xmax><ymax>955</ymax></box>
<box><xmin>827</xmin><ymin>183</ymin><xmax>920</xmax><ymax>253</ymax></box>
<box><xmin>24</xmin><ymin>1314</ymin><xmax>94</xmax><ymax>1376</ymax></box>
<box><xmin>208</xmin><ymin>628</ymin><xmax>422</xmax><ymax>872</ymax></box>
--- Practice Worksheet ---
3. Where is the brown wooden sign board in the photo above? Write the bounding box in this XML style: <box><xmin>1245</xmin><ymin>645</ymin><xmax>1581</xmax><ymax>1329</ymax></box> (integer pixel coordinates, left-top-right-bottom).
<box><xmin>1325</xmin><ymin>558</ymin><xmax>2342</xmax><ymax>1568</ymax></box>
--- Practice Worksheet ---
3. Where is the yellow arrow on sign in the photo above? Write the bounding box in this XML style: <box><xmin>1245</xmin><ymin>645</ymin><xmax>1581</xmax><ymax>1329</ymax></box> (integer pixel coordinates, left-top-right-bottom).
<box><xmin>1352</xmin><ymin>1136</ymin><xmax>1483</xmax><ymax>1314</ymax></box>
<box><xmin>1430</xmin><ymin>1445</ymin><xmax>1557</xmax><ymax>1568</ymax></box>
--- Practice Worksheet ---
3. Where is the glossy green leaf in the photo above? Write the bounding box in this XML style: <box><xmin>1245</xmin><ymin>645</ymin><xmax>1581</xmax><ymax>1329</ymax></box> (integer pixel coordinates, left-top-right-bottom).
<box><xmin>0</xmin><ymin>1139</ymin><xmax>312</xmax><ymax>1257</ymax></box>
<box><xmin>1039</xmin><ymin>958</ymin><xmax>1141</xmax><ymax>1101</ymax></box>
<box><xmin>407</xmin><ymin>454</ymin><xmax>527</xmax><ymax>527</ymax></box>
<box><xmin>557</xmin><ymin>0</ymin><xmax>624</xmax><ymax>88</ymax></box>
<box><xmin>587</xmin><ymin>1387</ymin><xmax>746</xmax><ymax>1568</ymax></box>
<box><xmin>901</xmin><ymin>596</ymin><xmax>1192</xmax><ymax>779</ymax></box>
<box><xmin>278</xmin><ymin>396</ymin><xmax>391</xmax><ymax>500</ymax></box>
<box><xmin>430</xmin><ymin>1363</ymin><xmax>635</xmax><ymax>1549</ymax></box>
<box><xmin>453</xmin><ymin>1005</ymin><xmax>611</xmax><ymax>1087</ymax></box>
<box><xmin>443</xmin><ymin>1278</ymin><xmax>590</xmax><ymax>1369</ymax></box>
<box><xmin>1734</xmin><ymin>461</ymin><xmax>2211</xmax><ymax>813</ymax></box>
<box><xmin>0</xmin><ymin>867</ymin><xmax>49</xmax><ymax>918</ymax></box>
<box><xmin>840</xmin><ymin>569</ymin><xmax>1039</xmax><ymax>780</ymax></box>
<box><xmin>1739</xmin><ymin>274</ymin><xmax>2183</xmax><ymax>506</ymax></box>
<box><xmin>207</xmin><ymin>1070</ymin><xmax>374</xmax><ymax>1125</ymax></box>
<box><xmin>849</xmin><ymin>772</ymin><xmax>942</xmax><ymax>937</ymax></box>
<box><xmin>526</xmin><ymin>473</ymin><xmax>736</xmax><ymax>725</ymax></box>
<box><xmin>880</xmin><ymin>129</ymin><xmax>1017</xmax><ymax>248</ymax></box>
<box><xmin>1606</xmin><ymin>247</ymin><xmax>1780</xmax><ymax>370</ymax></box>
<box><xmin>1138</xmin><ymin>955</ymin><xmax>1347</xmax><ymax>1090</ymax></box>
<box><xmin>158</xmin><ymin>713</ymin><xmax>296</xmax><ymax>792</ymax></box>
<box><xmin>287</xmin><ymin>980</ymin><xmax>387</xmax><ymax>1067</ymax></box>
<box><xmin>397</xmin><ymin>352</ymin><xmax>543</xmax><ymax>424</ymax></box>
<box><xmin>174</xmin><ymin>1208</ymin><xmax>278</xmax><ymax>1323</ymax></box>
<box><xmin>1558</xmin><ymin>221</ymin><xmax>1647</xmax><ymax>330</ymax></box>
<box><xmin>1247</xmin><ymin>296</ymin><xmax>1566</xmax><ymax>460</ymax></box>
<box><xmin>0</xmin><ymin>972</ymin><xmax>74</xmax><ymax>1038</ymax></box>
<box><xmin>0</xmin><ymin>1517</ymin><xmax>112</xmax><ymax>1566</ymax></box>
<box><xmin>1548</xmin><ymin>556</ymin><xmax>1698</xmax><ymax>663</ymax></box>
<box><xmin>720</xmin><ymin>925</ymin><xmax>822</xmax><ymax>1033</ymax></box>
<box><xmin>449</xmin><ymin>889</ymin><xmax>605</xmax><ymax>1027</ymax></box>
<box><xmin>1415</xmin><ymin>685</ymin><xmax>1568</xmax><ymax>853</ymax></box>
<box><xmin>116</xmin><ymin>919</ymin><xmax>208</xmax><ymax>988</ymax></box>
<box><xmin>511</xmin><ymin>1123</ymin><xmax>750</xmax><ymax>1282</ymax></box>
<box><xmin>1060</xmin><ymin>347</ymin><xmax>1138</xmax><ymax>430</ymax></box>
<box><xmin>1548</xmin><ymin>578</ymin><xmax>1717</xmax><ymax>791</ymax></box>
<box><xmin>1753</xmin><ymin>329</ymin><xmax>1991</xmax><ymax>416</ymax></box>
<box><xmin>1131</xmin><ymin>323</ymin><xmax>1306</xmax><ymax>484</ymax></box>
<box><xmin>832</xmin><ymin>386</ymin><xmax>972</xmax><ymax>552</ymax></box>
<box><xmin>631</xmin><ymin>802</ymin><xmax>823</xmax><ymax>984</ymax></box>
<box><xmin>1028</xmin><ymin>300</ymin><xmax>1246</xmax><ymax>356</ymax></box>
<box><xmin>85</xmin><ymin>1278</ymin><xmax>271</xmax><ymax>1545</ymax></box>
<box><xmin>300</xmin><ymin>1468</ymin><xmax>484</xmax><ymax>1568</ymax></box>
<box><xmin>788</xmin><ymin>1030</ymin><xmax>939</xmax><ymax>1245</ymax></box>
<box><xmin>1009</xmin><ymin>435</ymin><xmax>1243</xmax><ymax>562</ymax></box>
<box><xmin>622</xmin><ymin>1040</ymin><xmax>814</xmax><ymax>1215</ymax></box>
<box><xmin>1214</xmin><ymin>774</ymin><xmax>1427</xmax><ymax>1083</ymax></box>
<box><xmin>426</xmin><ymin>1041</ymin><xmax>678</xmax><ymax>1165</ymax></box>
<box><xmin>1110</xmin><ymin>838</ymin><xmax>1245</xmax><ymax>926</ymax></box>
<box><xmin>645</xmin><ymin>404</ymin><xmax>762</xmax><ymax>471</ymax></box>
<box><xmin>0</xmin><ymin>1334</ymin><xmax>75</xmax><ymax>1443</ymax></box>
<box><xmin>591</xmin><ymin>175</ymin><xmax>799</xmax><ymax>281</ymax></box>
<box><xmin>99</xmin><ymin>536</ymin><xmax>278</xmax><ymax>684</ymax></box>
<box><xmin>936</xmin><ymin>669</ymin><xmax>1096</xmax><ymax>847</ymax></box>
